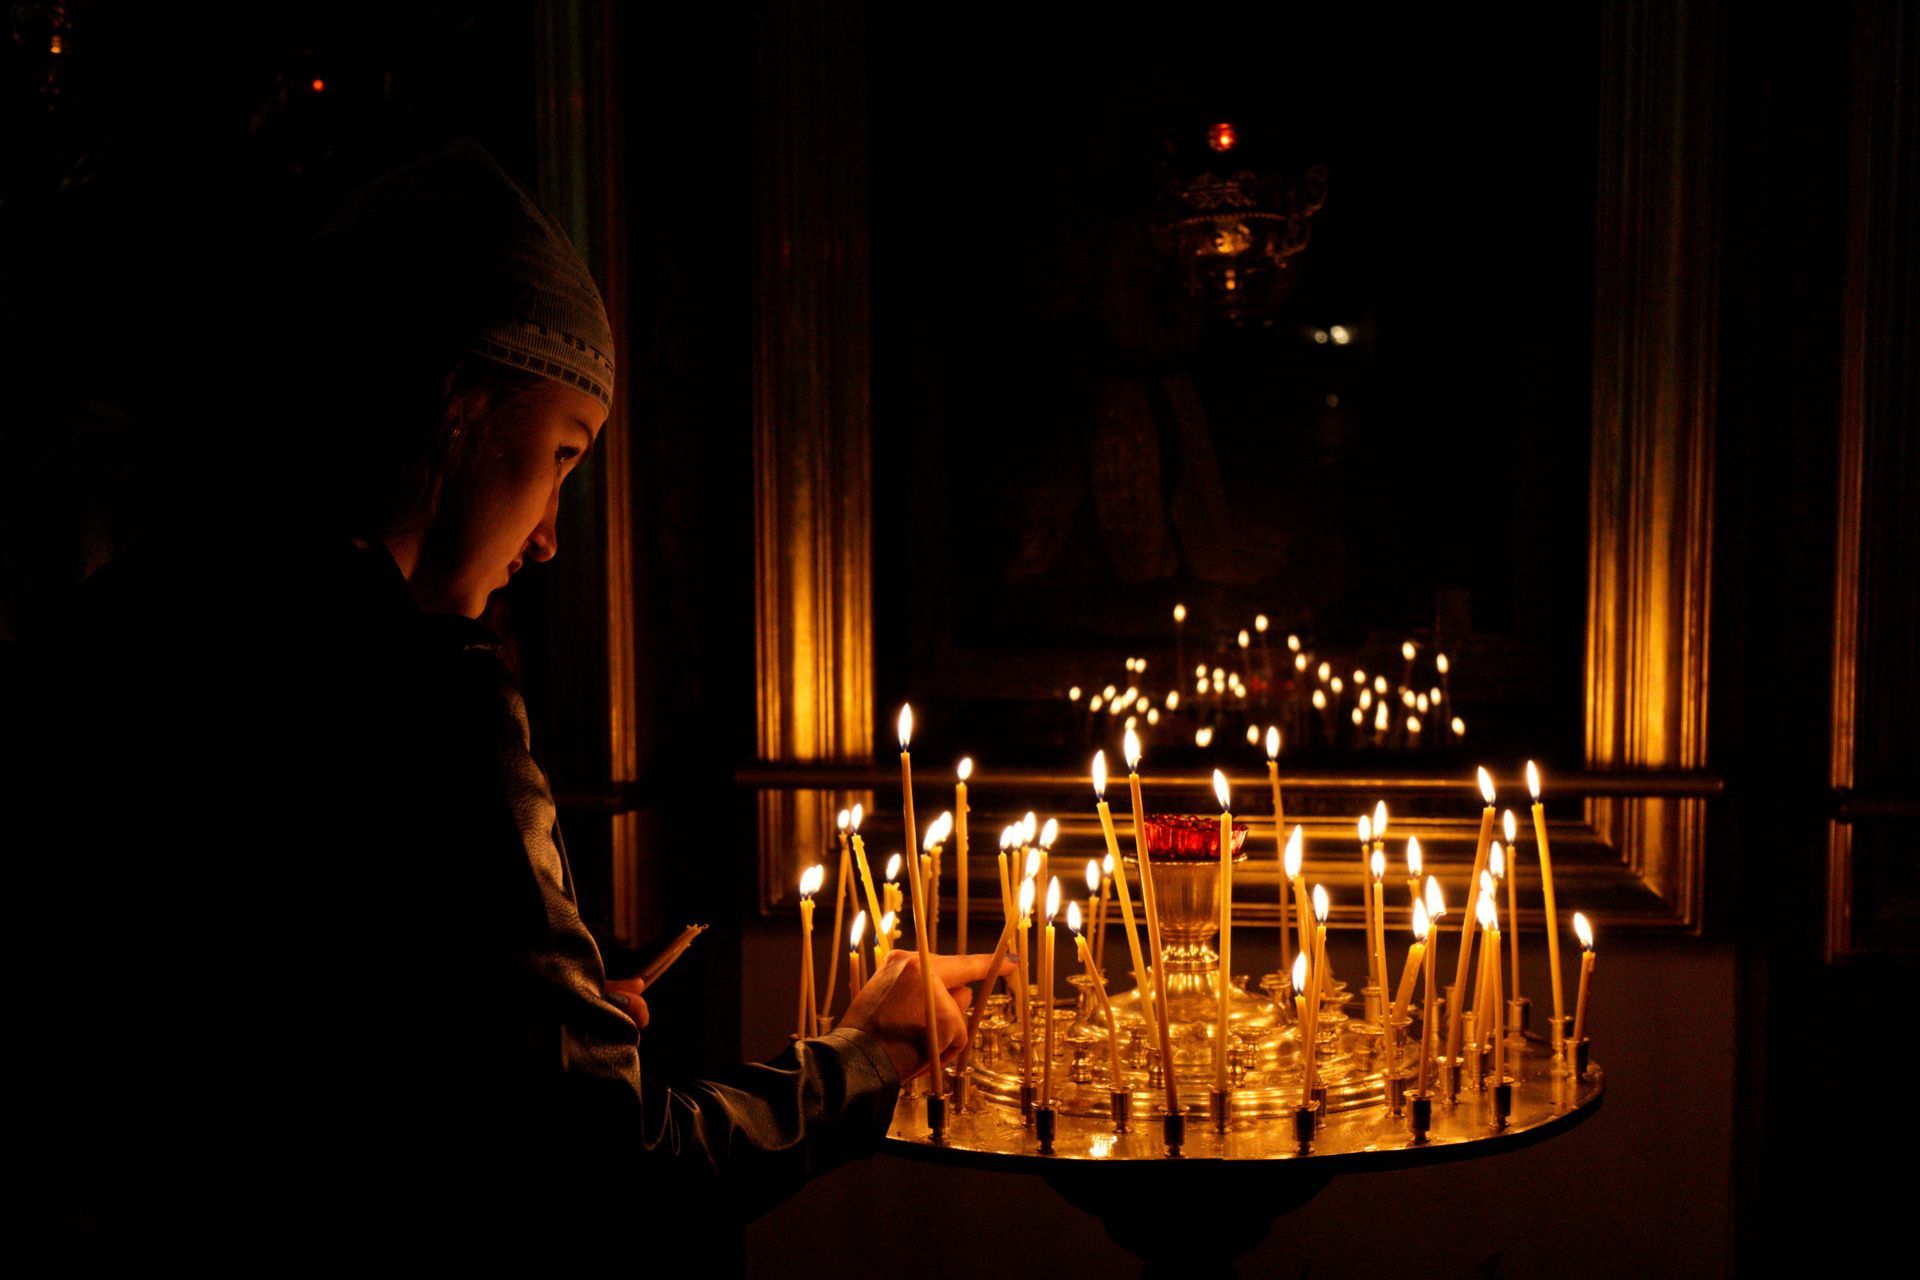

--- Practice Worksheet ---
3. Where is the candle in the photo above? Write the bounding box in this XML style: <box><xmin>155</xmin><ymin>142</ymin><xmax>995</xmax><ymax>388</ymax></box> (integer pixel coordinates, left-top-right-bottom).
<box><xmin>1527</xmin><ymin>761</ymin><xmax>1567</xmax><ymax>1049</ymax></box>
<box><xmin>1284</xmin><ymin>825</ymin><xmax>1311</xmax><ymax>984</ymax></box>
<box><xmin>1572</xmin><ymin>912</ymin><xmax>1596</xmax><ymax>1044</ymax></box>
<box><xmin>1446</xmin><ymin>768</ymin><xmax>1498</xmax><ymax>1066</ymax></box>
<box><xmin>850</xmin><ymin>807</ymin><xmax>885</xmax><ymax>964</ymax></box>
<box><xmin>797</xmin><ymin>864</ymin><xmax>824</xmax><ymax>1038</ymax></box>
<box><xmin>1037</xmin><ymin>817</ymin><xmax>1058</xmax><ymax>925</ymax></box>
<box><xmin>1478</xmin><ymin>891</ymin><xmax>1502</xmax><ymax>1079</ymax></box>
<box><xmin>1070</xmin><ymin>900</ymin><xmax>1124</xmax><ymax>1086</ymax></box>
<box><xmin>1084</xmin><ymin>860</ymin><xmax>1103</xmax><ymax>977</ymax></box>
<box><xmin>1406</xmin><ymin>836</ymin><xmax>1423</xmax><ymax>928</ymax></box>
<box><xmin>922</xmin><ymin>809</ymin><xmax>952</xmax><ymax>953</ymax></box>
<box><xmin>1213</xmin><ymin>768</ymin><xmax>1234</xmax><ymax>1096</ymax></box>
<box><xmin>1265</xmin><ymin>727</ymin><xmax>1290</xmax><ymax>976</ymax></box>
<box><xmin>1092</xmin><ymin>750</ymin><xmax>1161</xmax><ymax>1058</ymax></box>
<box><xmin>957</xmin><ymin>914</ymin><xmax>1020</xmax><ymax>1082</ymax></box>
<box><xmin>1125</xmin><ymin>728</ymin><xmax>1180</xmax><ymax>1117</ymax></box>
<box><xmin>884</xmin><ymin>853</ymin><xmax>903</xmax><ymax>924</ymax></box>
<box><xmin>1489</xmin><ymin>841</ymin><xmax>1511</xmax><ymax>1023</ymax></box>
<box><xmin>1293</xmin><ymin>951</ymin><xmax>1315</xmax><ymax>1107</ymax></box>
<box><xmin>1393</xmin><ymin>899</ymin><xmax>1431</xmax><ymax>1028</ymax></box>
<box><xmin>1173</xmin><ymin>602</ymin><xmax>1187</xmax><ymax>689</ymax></box>
<box><xmin>897</xmin><ymin>705</ymin><xmax>944</xmax><ymax>1099</ymax></box>
<box><xmin>849</xmin><ymin>910</ymin><xmax>868</xmax><ymax>1002</ymax></box>
<box><xmin>1358</xmin><ymin>814</ymin><xmax>1377</xmax><ymax>1001</ymax></box>
<box><xmin>1370</xmin><ymin>847</ymin><xmax>1389</xmax><ymax>1019</ymax></box>
<box><xmin>955</xmin><ymin>757</ymin><xmax>972</xmax><ymax>955</ymax></box>
<box><xmin>1042</xmin><ymin>877</ymin><xmax>1060</xmax><ymax>1106</ymax></box>
<box><xmin>1503</xmin><ymin>808</ymin><xmax>1522</xmax><ymax>1008</ymax></box>
<box><xmin>822</xmin><ymin>809</ymin><xmax>852</xmax><ymax>1025</ymax></box>
<box><xmin>1015</xmin><ymin>877</ymin><xmax>1035</xmax><ymax>1094</ymax></box>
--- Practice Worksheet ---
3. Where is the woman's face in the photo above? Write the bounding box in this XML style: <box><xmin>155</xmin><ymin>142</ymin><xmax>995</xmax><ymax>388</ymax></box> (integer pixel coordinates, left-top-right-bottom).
<box><xmin>409</xmin><ymin>379</ymin><xmax>608</xmax><ymax>618</ymax></box>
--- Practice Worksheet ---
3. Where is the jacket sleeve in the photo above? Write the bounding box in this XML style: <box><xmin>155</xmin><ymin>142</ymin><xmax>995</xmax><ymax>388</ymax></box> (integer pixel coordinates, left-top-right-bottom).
<box><xmin>443</xmin><ymin>633</ymin><xmax>900</xmax><ymax>1219</ymax></box>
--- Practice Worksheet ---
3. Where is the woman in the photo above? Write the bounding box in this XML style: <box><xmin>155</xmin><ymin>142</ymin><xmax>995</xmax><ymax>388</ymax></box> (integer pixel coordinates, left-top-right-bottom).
<box><xmin>25</xmin><ymin>141</ymin><xmax>999</xmax><ymax>1260</ymax></box>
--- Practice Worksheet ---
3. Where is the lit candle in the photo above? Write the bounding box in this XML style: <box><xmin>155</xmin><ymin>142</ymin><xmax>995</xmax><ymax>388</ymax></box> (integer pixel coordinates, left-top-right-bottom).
<box><xmin>1446</xmin><ymin>768</ymin><xmax>1498</xmax><ymax>1066</ymax></box>
<box><xmin>1478</xmin><ymin>890</ymin><xmax>1502</xmax><ymax>1080</ymax></box>
<box><xmin>849</xmin><ymin>806</ymin><xmax>885</xmax><ymax>964</ymax></box>
<box><xmin>1070</xmin><ymin>899</ymin><xmax>1124</xmax><ymax>1086</ymax></box>
<box><xmin>1304</xmin><ymin>886</ymin><xmax>1331</xmax><ymax>1106</ymax></box>
<box><xmin>797</xmin><ymin>864</ymin><xmax>824</xmax><ymax>1039</ymax></box>
<box><xmin>849</xmin><ymin>910</ymin><xmax>868</xmax><ymax>1001</ymax></box>
<box><xmin>1406</xmin><ymin>836</ymin><xmax>1423</xmax><ymax>927</ymax></box>
<box><xmin>1370</xmin><ymin>847</ymin><xmax>1389</xmax><ymax>1020</ymax></box>
<box><xmin>955</xmin><ymin>757</ymin><xmax>973</xmax><ymax>954</ymax></box>
<box><xmin>1016</xmin><ymin>877</ymin><xmax>1035</xmax><ymax>1094</ymax></box>
<box><xmin>1091</xmin><ymin>751</ymin><xmax>1160</xmax><ymax>1058</ymax></box>
<box><xmin>1084</xmin><ymin>859</ymin><xmax>1104</xmax><ymax>973</ymax></box>
<box><xmin>1037</xmin><ymin>817</ymin><xmax>1058</xmax><ymax>924</ymax></box>
<box><xmin>1173</xmin><ymin>602</ymin><xmax>1187</xmax><ymax>688</ymax></box>
<box><xmin>822</xmin><ymin>809</ymin><xmax>852</xmax><ymax>1026</ymax></box>
<box><xmin>1125</xmin><ymin>728</ymin><xmax>1180</xmax><ymax>1117</ymax></box>
<box><xmin>922</xmin><ymin>809</ymin><xmax>953</xmax><ymax>953</ymax></box>
<box><xmin>896</xmin><ymin>705</ymin><xmax>944</xmax><ymax>1100</ymax></box>
<box><xmin>1359</xmin><ymin>813</ymin><xmax>1379</xmax><ymax>1002</ymax></box>
<box><xmin>1394</xmin><ymin>899</ymin><xmax>1431</xmax><ymax>1027</ymax></box>
<box><xmin>1213</xmin><ymin>768</ymin><xmax>1234</xmax><ymax>1096</ymax></box>
<box><xmin>1527</xmin><ymin>761</ymin><xmax>1567</xmax><ymax>1050</ymax></box>
<box><xmin>884</xmin><ymin>853</ymin><xmax>903</xmax><ymax>925</ymax></box>
<box><xmin>1503</xmin><ymin>808</ymin><xmax>1522</xmax><ymax>1009</ymax></box>
<box><xmin>1265</xmin><ymin>727</ymin><xmax>1292</xmax><ymax>977</ymax></box>
<box><xmin>1572</xmin><ymin>912</ymin><xmax>1596</xmax><ymax>1045</ymax></box>
<box><xmin>1419</xmin><ymin>877</ymin><xmax>1444</xmax><ymax>1093</ymax></box>
<box><xmin>1284</xmin><ymin>825</ymin><xmax>1310</xmax><ymax>979</ymax></box>
<box><xmin>1489</xmin><ymin>841</ymin><xmax>1510</xmax><ymax>1020</ymax></box>
<box><xmin>1042</xmin><ymin>877</ymin><xmax>1060</xmax><ymax>1106</ymax></box>
<box><xmin>1293</xmin><ymin>951</ymin><xmax>1314</xmax><ymax>1107</ymax></box>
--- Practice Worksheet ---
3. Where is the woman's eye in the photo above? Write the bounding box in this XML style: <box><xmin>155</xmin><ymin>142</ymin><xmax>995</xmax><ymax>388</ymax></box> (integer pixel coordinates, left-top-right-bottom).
<box><xmin>556</xmin><ymin>447</ymin><xmax>579</xmax><ymax>465</ymax></box>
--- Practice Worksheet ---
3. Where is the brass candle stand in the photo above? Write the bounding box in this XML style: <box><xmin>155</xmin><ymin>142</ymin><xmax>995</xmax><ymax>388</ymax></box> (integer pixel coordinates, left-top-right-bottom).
<box><xmin>883</xmin><ymin>835</ymin><xmax>1605</xmax><ymax>1273</ymax></box>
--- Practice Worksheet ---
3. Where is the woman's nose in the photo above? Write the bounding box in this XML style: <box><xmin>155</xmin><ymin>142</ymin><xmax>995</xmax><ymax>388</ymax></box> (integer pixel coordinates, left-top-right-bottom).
<box><xmin>526</xmin><ymin>489</ymin><xmax>560</xmax><ymax>562</ymax></box>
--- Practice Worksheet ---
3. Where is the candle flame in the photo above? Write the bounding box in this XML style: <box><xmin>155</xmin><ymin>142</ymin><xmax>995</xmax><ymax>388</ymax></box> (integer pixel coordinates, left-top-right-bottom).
<box><xmin>1402</xmin><ymin>688</ymin><xmax>1417</xmax><ymax>707</ymax></box>
<box><xmin>1312</xmin><ymin>689</ymin><xmax>1328</xmax><ymax>710</ymax></box>
<box><xmin>1018</xmin><ymin>877</ymin><xmax>1035</xmax><ymax>918</ymax></box>
<box><xmin>1358</xmin><ymin>814</ymin><xmax>1372</xmax><ymax>845</ymax></box>
<box><xmin>1317</xmin><ymin>661</ymin><xmax>1332</xmax><ymax>682</ymax></box>
<box><xmin>1416</xmin><ymin>693</ymin><xmax>1430</xmax><ymax>714</ymax></box>
<box><xmin>1330</xmin><ymin>676</ymin><xmax>1345</xmax><ymax>695</ymax></box>
<box><xmin>1067</xmin><ymin>899</ymin><xmax>1083</xmax><ymax>933</ymax></box>
<box><xmin>1430</xmin><ymin>686</ymin><xmax>1443</xmax><ymax>704</ymax></box>
<box><xmin>1425</xmin><ymin>875</ymin><xmax>1446</xmax><ymax>918</ymax></box>
<box><xmin>1022</xmin><ymin>812</ymin><xmax>1037</xmax><ymax>844</ymax></box>
<box><xmin>1090</xmin><ymin>695</ymin><xmax>1104</xmax><ymax>712</ymax></box>
<box><xmin>1091</xmin><ymin>750</ymin><xmax>1108</xmax><ymax>798</ymax></box>
<box><xmin>1575</xmin><ymin>911</ymin><xmax>1595</xmax><ymax>950</ymax></box>
<box><xmin>897</xmin><ymin>703</ymin><xmax>913</xmax><ymax>749</ymax></box>
<box><xmin>1103</xmin><ymin>853</ymin><xmax>1115</xmax><ymax>874</ymax></box>
<box><xmin>1086</xmin><ymin>859</ymin><xmax>1101</xmax><ymax>892</ymax></box>
<box><xmin>1294</xmin><ymin>653</ymin><xmax>1309</xmax><ymax>672</ymax></box>
<box><xmin>1024</xmin><ymin>848</ymin><xmax>1041</xmax><ymax>880</ymax></box>
<box><xmin>1212</xmin><ymin>768</ymin><xmax>1231</xmax><ymax>811</ymax></box>
<box><xmin>1436</xmin><ymin>652</ymin><xmax>1450</xmax><ymax>675</ymax></box>
<box><xmin>880</xmin><ymin>910</ymin><xmax>897</xmax><ymax>936</ymax></box>
<box><xmin>1451</xmin><ymin>716</ymin><xmax>1466</xmax><ymax>737</ymax></box>
<box><xmin>1266</xmin><ymin>726</ymin><xmax>1281</xmax><ymax>759</ymax></box>
<box><xmin>851</xmin><ymin>910</ymin><xmax>867</xmax><ymax>946</ymax></box>
<box><xmin>1374</xmin><ymin>675</ymin><xmax>1389</xmax><ymax>695</ymax></box>
<box><xmin>1375</xmin><ymin>702</ymin><xmax>1390</xmax><ymax>730</ymax></box>
<box><xmin>924</xmin><ymin>811</ymin><xmax>953</xmax><ymax>850</ymax></box>
<box><xmin>1068</xmin><ymin>686</ymin><xmax>1082</xmax><ymax>702</ymax></box>
<box><xmin>1407</xmin><ymin>836</ymin><xmax>1423</xmax><ymax>876</ymax></box>
<box><xmin>1359</xmin><ymin>688</ymin><xmax>1373</xmax><ymax>710</ymax></box>
<box><xmin>1312</xmin><ymin>884</ymin><xmax>1330</xmax><ymax>922</ymax></box>
<box><xmin>1195</xmin><ymin>727</ymin><xmax>1214</xmax><ymax>747</ymax></box>
<box><xmin>1196</xmin><ymin>663</ymin><xmax>1209</xmax><ymax>678</ymax></box>
<box><xmin>851</xmin><ymin>804</ymin><xmax>864</xmax><ymax>830</ymax></box>
<box><xmin>958</xmin><ymin>756</ymin><xmax>973</xmax><ymax>782</ymax></box>
<box><xmin>1477</xmin><ymin>766</ymin><xmax>1496</xmax><ymax>805</ymax></box>
<box><xmin>1353</xmin><ymin>668</ymin><xmax>1367</xmax><ymax>684</ymax></box>
<box><xmin>1246</xmin><ymin>725</ymin><xmax>1260</xmax><ymax>746</ymax></box>
<box><xmin>1503</xmin><ymin>808</ymin><xmax>1518</xmax><ymax>843</ymax></box>
<box><xmin>1173</xmin><ymin>602</ymin><xmax>1187</xmax><ymax>623</ymax></box>
<box><xmin>1284</xmin><ymin>826</ymin><xmax>1303</xmax><ymax>879</ymax></box>
<box><xmin>800</xmin><ymin>864</ymin><xmax>825</xmax><ymax>897</ymax></box>
<box><xmin>1238</xmin><ymin>629</ymin><xmax>1250</xmax><ymax>649</ymax></box>
<box><xmin>1166</xmin><ymin>690</ymin><xmax>1180</xmax><ymax>710</ymax></box>
<box><xmin>1292</xmin><ymin>950</ymin><xmax>1308</xmax><ymax>990</ymax></box>
<box><xmin>1124</xmin><ymin>727</ymin><xmax>1142</xmax><ymax>769</ymax></box>
<box><xmin>1372</xmin><ymin>800</ymin><xmax>1388</xmax><ymax>838</ymax></box>
<box><xmin>1045</xmin><ymin>876</ymin><xmax>1060</xmax><ymax>921</ymax></box>
<box><xmin>1480</xmin><ymin>869</ymin><xmax>1496</xmax><ymax>898</ymax></box>
<box><xmin>1402</xmin><ymin>640</ymin><xmax>1416</xmax><ymax>662</ymax></box>
<box><xmin>1413</xmin><ymin>900</ymin><xmax>1431</xmax><ymax>941</ymax></box>
<box><xmin>1104</xmin><ymin>685</ymin><xmax>1118</xmax><ymax>702</ymax></box>
<box><xmin>837</xmin><ymin>808</ymin><xmax>850</xmax><ymax>832</ymax></box>
<box><xmin>1137</xmin><ymin>697</ymin><xmax>1151</xmax><ymax>714</ymax></box>
<box><xmin>885</xmin><ymin>853</ymin><xmax>902</xmax><ymax>882</ymax></box>
<box><xmin>1147</xmin><ymin>708</ymin><xmax>1161</xmax><ymax>726</ymax></box>
<box><xmin>1039</xmin><ymin>817</ymin><xmax>1059</xmax><ymax>848</ymax></box>
<box><xmin>1370</xmin><ymin>849</ymin><xmax>1386</xmax><ymax>880</ymax></box>
<box><xmin>1407</xmin><ymin>715</ymin><xmax>1422</xmax><ymax>734</ymax></box>
<box><xmin>1489</xmin><ymin>841</ymin><xmax>1505</xmax><ymax>879</ymax></box>
<box><xmin>998</xmin><ymin>826</ymin><xmax>1014</xmax><ymax>851</ymax></box>
<box><xmin>1287</xmin><ymin>633</ymin><xmax>1302</xmax><ymax>653</ymax></box>
<box><xmin>1352</xmin><ymin>707</ymin><xmax>1365</xmax><ymax>726</ymax></box>
<box><xmin>1477</xmin><ymin>893</ymin><xmax>1496</xmax><ymax>929</ymax></box>
<box><xmin>1527</xmin><ymin>760</ymin><xmax>1542</xmax><ymax>800</ymax></box>
<box><xmin>1255</xmin><ymin>614</ymin><xmax>1269</xmax><ymax>632</ymax></box>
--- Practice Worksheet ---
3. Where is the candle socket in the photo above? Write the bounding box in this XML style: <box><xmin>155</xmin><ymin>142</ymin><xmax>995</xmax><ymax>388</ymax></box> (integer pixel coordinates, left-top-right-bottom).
<box><xmin>1571</xmin><ymin>1036</ymin><xmax>1591</xmax><ymax>1078</ymax></box>
<box><xmin>1069</xmin><ymin>1044</ymin><xmax>1093</xmax><ymax>1085</ymax></box>
<box><xmin>1386</xmin><ymin>1069</ymin><xmax>1408</xmax><ymax>1118</ymax></box>
<box><xmin>1408</xmin><ymin>1090</ymin><xmax>1433</xmax><ymax>1143</ymax></box>
<box><xmin>1508</xmin><ymin>995</ymin><xmax>1532</xmax><ymax>1034</ymax></box>
<box><xmin>1034</xmin><ymin>1105</ymin><xmax>1056</xmax><ymax>1155</ymax></box>
<box><xmin>927</xmin><ymin>1094</ymin><xmax>948</xmax><ymax>1141</ymax></box>
<box><xmin>1491</xmin><ymin>1077</ymin><xmax>1513</xmax><ymax>1130</ymax></box>
<box><xmin>1363</xmin><ymin>984</ymin><xmax>1386</xmax><ymax>1026</ymax></box>
<box><xmin>1146</xmin><ymin>1047</ymin><xmax>1165</xmax><ymax>1090</ymax></box>
<box><xmin>1162</xmin><ymin>1109</ymin><xmax>1186</xmax><ymax>1158</ymax></box>
<box><xmin>1292</xmin><ymin>1103</ymin><xmax>1317</xmax><ymax>1153</ymax></box>
<box><xmin>1211</xmin><ymin>1088</ymin><xmax>1232</xmax><ymax>1133</ymax></box>
<box><xmin>1018</xmin><ymin>1082</ymin><xmax>1035</xmax><ymax>1127</ymax></box>
<box><xmin>1110</xmin><ymin>1090</ymin><xmax>1131</xmax><ymax>1133</ymax></box>
<box><xmin>1438</xmin><ymin>1055</ymin><xmax>1464</xmax><ymax>1104</ymax></box>
<box><xmin>1547</xmin><ymin>1014</ymin><xmax>1574</xmax><ymax>1073</ymax></box>
<box><xmin>953</xmin><ymin>1074</ymin><xmax>973</xmax><ymax>1114</ymax></box>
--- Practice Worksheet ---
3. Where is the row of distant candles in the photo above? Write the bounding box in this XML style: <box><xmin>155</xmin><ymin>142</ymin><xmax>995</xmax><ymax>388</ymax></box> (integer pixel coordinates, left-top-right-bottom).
<box><xmin>1072</xmin><ymin>606</ymin><xmax>1467</xmax><ymax>751</ymax></box>
<box><xmin>792</xmin><ymin>706</ymin><xmax>1599</xmax><ymax>1130</ymax></box>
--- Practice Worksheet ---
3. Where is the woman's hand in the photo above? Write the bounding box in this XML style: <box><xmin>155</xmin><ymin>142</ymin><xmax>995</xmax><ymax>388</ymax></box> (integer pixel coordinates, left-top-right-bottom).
<box><xmin>836</xmin><ymin>949</ymin><xmax>1014</xmax><ymax>1083</ymax></box>
<box><xmin>604</xmin><ymin>976</ymin><xmax>650</xmax><ymax>1034</ymax></box>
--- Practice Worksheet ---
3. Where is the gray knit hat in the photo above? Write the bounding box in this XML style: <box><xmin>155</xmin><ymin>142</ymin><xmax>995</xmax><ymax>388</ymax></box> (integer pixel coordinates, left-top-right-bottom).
<box><xmin>280</xmin><ymin>140</ymin><xmax>615</xmax><ymax>408</ymax></box>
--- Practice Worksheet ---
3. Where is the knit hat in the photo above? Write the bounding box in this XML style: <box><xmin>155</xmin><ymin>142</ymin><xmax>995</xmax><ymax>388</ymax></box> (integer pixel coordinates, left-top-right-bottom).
<box><xmin>279</xmin><ymin>140</ymin><xmax>615</xmax><ymax>408</ymax></box>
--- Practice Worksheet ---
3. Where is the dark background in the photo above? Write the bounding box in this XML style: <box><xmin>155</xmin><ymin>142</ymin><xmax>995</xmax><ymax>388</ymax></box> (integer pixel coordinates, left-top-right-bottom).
<box><xmin>3</xmin><ymin>1</ymin><xmax>1914</xmax><ymax>1274</ymax></box>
